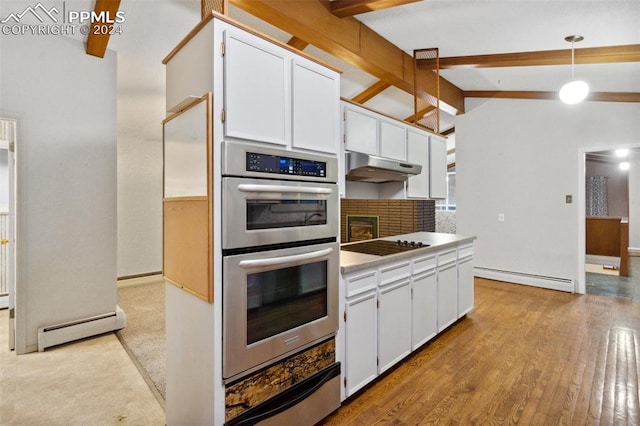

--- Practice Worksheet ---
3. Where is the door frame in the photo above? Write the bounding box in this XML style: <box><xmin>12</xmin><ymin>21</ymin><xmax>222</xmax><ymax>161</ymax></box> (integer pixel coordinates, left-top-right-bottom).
<box><xmin>577</xmin><ymin>142</ymin><xmax>639</xmax><ymax>294</ymax></box>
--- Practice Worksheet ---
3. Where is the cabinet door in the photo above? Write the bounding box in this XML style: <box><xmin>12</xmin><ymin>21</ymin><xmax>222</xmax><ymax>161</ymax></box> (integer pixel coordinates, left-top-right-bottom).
<box><xmin>458</xmin><ymin>255</ymin><xmax>474</xmax><ymax>317</ymax></box>
<box><xmin>429</xmin><ymin>136</ymin><xmax>447</xmax><ymax>199</ymax></box>
<box><xmin>224</xmin><ymin>29</ymin><xmax>290</xmax><ymax>145</ymax></box>
<box><xmin>412</xmin><ymin>269</ymin><xmax>437</xmax><ymax>350</ymax></box>
<box><xmin>292</xmin><ymin>59</ymin><xmax>339</xmax><ymax>154</ymax></box>
<box><xmin>437</xmin><ymin>259</ymin><xmax>458</xmax><ymax>332</ymax></box>
<box><xmin>378</xmin><ymin>278</ymin><xmax>412</xmax><ymax>373</ymax></box>
<box><xmin>344</xmin><ymin>105</ymin><xmax>378</xmax><ymax>155</ymax></box>
<box><xmin>344</xmin><ymin>291</ymin><xmax>378</xmax><ymax>397</ymax></box>
<box><xmin>406</xmin><ymin>128</ymin><xmax>429</xmax><ymax>198</ymax></box>
<box><xmin>379</xmin><ymin>118</ymin><xmax>406</xmax><ymax>161</ymax></box>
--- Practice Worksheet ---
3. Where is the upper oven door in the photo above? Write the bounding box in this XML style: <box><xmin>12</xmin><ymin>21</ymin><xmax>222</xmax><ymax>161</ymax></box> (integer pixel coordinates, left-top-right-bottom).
<box><xmin>222</xmin><ymin>177</ymin><xmax>338</xmax><ymax>250</ymax></box>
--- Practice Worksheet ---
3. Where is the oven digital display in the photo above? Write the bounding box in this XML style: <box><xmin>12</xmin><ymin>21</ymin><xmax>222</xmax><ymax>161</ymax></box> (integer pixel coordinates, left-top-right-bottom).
<box><xmin>247</xmin><ymin>152</ymin><xmax>326</xmax><ymax>177</ymax></box>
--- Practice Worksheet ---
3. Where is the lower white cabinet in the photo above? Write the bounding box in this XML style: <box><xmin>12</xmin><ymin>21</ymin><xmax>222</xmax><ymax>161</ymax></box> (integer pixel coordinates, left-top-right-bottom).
<box><xmin>458</xmin><ymin>254</ymin><xmax>474</xmax><ymax>317</ymax></box>
<box><xmin>437</xmin><ymin>254</ymin><xmax>458</xmax><ymax>332</ymax></box>
<box><xmin>341</xmin><ymin>242</ymin><xmax>474</xmax><ymax>400</ymax></box>
<box><xmin>411</xmin><ymin>267</ymin><xmax>438</xmax><ymax>350</ymax></box>
<box><xmin>378</xmin><ymin>278</ymin><xmax>412</xmax><ymax>373</ymax></box>
<box><xmin>343</xmin><ymin>267</ymin><xmax>378</xmax><ymax>398</ymax></box>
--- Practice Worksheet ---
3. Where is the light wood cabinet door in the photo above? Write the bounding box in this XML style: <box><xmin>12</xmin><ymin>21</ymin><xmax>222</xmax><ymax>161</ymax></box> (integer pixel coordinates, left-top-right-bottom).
<box><xmin>379</xmin><ymin>118</ymin><xmax>406</xmax><ymax>161</ymax></box>
<box><xmin>429</xmin><ymin>136</ymin><xmax>447</xmax><ymax>199</ymax></box>
<box><xmin>292</xmin><ymin>58</ymin><xmax>339</xmax><ymax>154</ymax></box>
<box><xmin>344</xmin><ymin>290</ymin><xmax>378</xmax><ymax>397</ymax></box>
<box><xmin>378</xmin><ymin>278</ymin><xmax>412</xmax><ymax>373</ymax></box>
<box><xmin>224</xmin><ymin>28</ymin><xmax>290</xmax><ymax>145</ymax></box>
<box><xmin>344</xmin><ymin>105</ymin><xmax>378</xmax><ymax>155</ymax></box>
<box><xmin>406</xmin><ymin>128</ymin><xmax>430</xmax><ymax>198</ymax></box>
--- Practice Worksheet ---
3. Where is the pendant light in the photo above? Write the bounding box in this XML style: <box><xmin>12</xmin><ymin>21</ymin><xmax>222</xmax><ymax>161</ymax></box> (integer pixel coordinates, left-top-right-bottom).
<box><xmin>559</xmin><ymin>35</ymin><xmax>589</xmax><ymax>104</ymax></box>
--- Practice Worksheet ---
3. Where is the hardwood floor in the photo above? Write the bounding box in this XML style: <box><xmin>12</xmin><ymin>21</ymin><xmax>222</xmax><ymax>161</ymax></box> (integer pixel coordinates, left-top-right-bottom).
<box><xmin>322</xmin><ymin>278</ymin><xmax>640</xmax><ymax>425</ymax></box>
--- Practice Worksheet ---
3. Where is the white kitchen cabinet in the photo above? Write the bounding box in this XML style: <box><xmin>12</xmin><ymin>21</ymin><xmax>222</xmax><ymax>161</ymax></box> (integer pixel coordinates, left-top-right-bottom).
<box><xmin>429</xmin><ymin>135</ymin><xmax>447</xmax><ymax>199</ymax></box>
<box><xmin>379</xmin><ymin>118</ymin><xmax>406</xmax><ymax>161</ymax></box>
<box><xmin>292</xmin><ymin>58</ymin><xmax>340</xmax><ymax>154</ymax></box>
<box><xmin>343</xmin><ymin>104</ymin><xmax>378</xmax><ymax>155</ymax></box>
<box><xmin>378</xmin><ymin>277</ymin><xmax>412</xmax><ymax>373</ymax></box>
<box><xmin>458</xmin><ymin>244</ymin><xmax>474</xmax><ymax>317</ymax></box>
<box><xmin>437</xmin><ymin>250</ymin><xmax>458</xmax><ymax>332</ymax></box>
<box><xmin>411</xmin><ymin>254</ymin><xmax>437</xmax><ymax>350</ymax></box>
<box><xmin>344</xmin><ymin>289</ymin><xmax>378</xmax><ymax>397</ymax></box>
<box><xmin>406</xmin><ymin>127</ymin><xmax>430</xmax><ymax>198</ymax></box>
<box><xmin>223</xmin><ymin>28</ymin><xmax>290</xmax><ymax>146</ymax></box>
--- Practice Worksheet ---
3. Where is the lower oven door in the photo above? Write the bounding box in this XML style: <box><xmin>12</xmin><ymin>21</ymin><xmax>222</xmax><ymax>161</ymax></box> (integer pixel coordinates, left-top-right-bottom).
<box><xmin>223</xmin><ymin>241</ymin><xmax>339</xmax><ymax>380</ymax></box>
<box><xmin>222</xmin><ymin>177</ymin><xmax>338</xmax><ymax>250</ymax></box>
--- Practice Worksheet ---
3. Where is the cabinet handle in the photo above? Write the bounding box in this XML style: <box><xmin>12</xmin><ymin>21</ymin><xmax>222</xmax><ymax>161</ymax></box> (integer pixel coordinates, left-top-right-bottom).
<box><xmin>237</xmin><ymin>184</ymin><xmax>332</xmax><ymax>195</ymax></box>
<box><xmin>239</xmin><ymin>247</ymin><xmax>333</xmax><ymax>269</ymax></box>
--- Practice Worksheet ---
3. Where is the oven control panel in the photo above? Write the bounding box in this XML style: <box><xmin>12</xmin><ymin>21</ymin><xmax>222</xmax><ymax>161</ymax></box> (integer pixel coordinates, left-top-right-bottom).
<box><xmin>247</xmin><ymin>152</ymin><xmax>326</xmax><ymax>177</ymax></box>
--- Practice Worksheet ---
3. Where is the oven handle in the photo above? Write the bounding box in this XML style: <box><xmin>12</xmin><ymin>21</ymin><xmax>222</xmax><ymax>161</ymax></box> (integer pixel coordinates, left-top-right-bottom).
<box><xmin>238</xmin><ymin>247</ymin><xmax>334</xmax><ymax>269</ymax></box>
<box><xmin>237</xmin><ymin>184</ymin><xmax>333</xmax><ymax>195</ymax></box>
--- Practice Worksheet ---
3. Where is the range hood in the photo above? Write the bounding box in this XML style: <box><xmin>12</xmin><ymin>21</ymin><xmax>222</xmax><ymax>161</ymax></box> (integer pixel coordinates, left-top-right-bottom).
<box><xmin>346</xmin><ymin>152</ymin><xmax>422</xmax><ymax>183</ymax></box>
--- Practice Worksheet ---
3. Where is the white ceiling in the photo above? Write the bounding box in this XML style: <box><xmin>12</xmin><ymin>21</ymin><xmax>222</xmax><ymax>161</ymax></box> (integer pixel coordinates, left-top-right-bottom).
<box><xmin>223</xmin><ymin>1</ymin><xmax>639</xmax><ymax>127</ymax></box>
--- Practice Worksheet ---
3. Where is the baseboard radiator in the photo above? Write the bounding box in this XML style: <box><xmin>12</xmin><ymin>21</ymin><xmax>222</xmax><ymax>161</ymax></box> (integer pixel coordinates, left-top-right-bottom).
<box><xmin>475</xmin><ymin>267</ymin><xmax>575</xmax><ymax>293</ymax></box>
<box><xmin>37</xmin><ymin>306</ymin><xmax>126</xmax><ymax>352</ymax></box>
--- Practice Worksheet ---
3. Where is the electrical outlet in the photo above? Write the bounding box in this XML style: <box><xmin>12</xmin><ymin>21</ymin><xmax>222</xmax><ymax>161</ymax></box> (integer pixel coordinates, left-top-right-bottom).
<box><xmin>498</xmin><ymin>213</ymin><xmax>505</xmax><ymax>222</ymax></box>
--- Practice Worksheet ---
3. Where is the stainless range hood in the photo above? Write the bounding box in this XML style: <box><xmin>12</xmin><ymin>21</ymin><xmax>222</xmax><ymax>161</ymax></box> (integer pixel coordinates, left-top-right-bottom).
<box><xmin>346</xmin><ymin>152</ymin><xmax>422</xmax><ymax>183</ymax></box>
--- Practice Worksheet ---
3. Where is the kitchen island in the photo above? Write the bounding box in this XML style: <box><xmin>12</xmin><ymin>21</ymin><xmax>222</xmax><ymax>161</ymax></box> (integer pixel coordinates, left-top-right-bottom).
<box><xmin>337</xmin><ymin>232</ymin><xmax>476</xmax><ymax>400</ymax></box>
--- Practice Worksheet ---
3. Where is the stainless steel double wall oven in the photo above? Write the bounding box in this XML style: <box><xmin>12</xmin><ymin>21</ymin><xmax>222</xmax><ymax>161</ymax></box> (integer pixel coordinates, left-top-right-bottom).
<box><xmin>221</xmin><ymin>142</ymin><xmax>339</xmax><ymax>381</ymax></box>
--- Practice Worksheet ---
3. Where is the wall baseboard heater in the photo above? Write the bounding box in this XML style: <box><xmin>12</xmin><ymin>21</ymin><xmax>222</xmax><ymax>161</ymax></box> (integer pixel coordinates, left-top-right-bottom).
<box><xmin>474</xmin><ymin>267</ymin><xmax>575</xmax><ymax>293</ymax></box>
<box><xmin>37</xmin><ymin>306</ymin><xmax>126</xmax><ymax>352</ymax></box>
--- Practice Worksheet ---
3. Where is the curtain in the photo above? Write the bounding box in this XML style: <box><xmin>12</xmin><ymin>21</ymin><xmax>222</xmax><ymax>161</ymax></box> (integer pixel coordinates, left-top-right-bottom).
<box><xmin>586</xmin><ymin>176</ymin><xmax>608</xmax><ymax>216</ymax></box>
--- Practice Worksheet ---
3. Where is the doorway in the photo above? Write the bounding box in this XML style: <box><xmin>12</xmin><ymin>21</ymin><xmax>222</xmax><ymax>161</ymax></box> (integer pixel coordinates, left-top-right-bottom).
<box><xmin>0</xmin><ymin>118</ymin><xmax>16</xmax><ymax>350</ymax></box>
<box><xmin>579</xmin><ymin>145</ymin><xmax>639</xmax><ymax>300</ymax></box>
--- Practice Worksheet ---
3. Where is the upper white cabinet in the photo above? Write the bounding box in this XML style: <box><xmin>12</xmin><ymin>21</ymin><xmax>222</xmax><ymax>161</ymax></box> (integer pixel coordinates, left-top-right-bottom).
<box><xmin>292</xmin><ymin>59</ymin><xmax>340</xmax><ymax>154</ymax></box>
<box><xmin>343</xmin><ymin>104</ymin><xmax>378</xmax><ymax>155</ymax></box>
<box><xmin>429</xmin><ymin>136</ymin><xmax>447</xmax><ymax>199</ymax></box>
<box><xmin>224</xmin><ymin>28</ymin><xmax>290</xmax><ymax>146</ymax></box>
<box><xmin>406</xmin><ymin>127</ymin><xmax>430</xmax><ymax>199</ymax></box>
<box><xmin>165</xmin><ymin>18</ymin><xmax>340</xmax><ymax>156</ymax></box>
<box><xmin>379</xmin><ymin>118</ymin><xmax>406</xmax><ymax>161</ymax></box>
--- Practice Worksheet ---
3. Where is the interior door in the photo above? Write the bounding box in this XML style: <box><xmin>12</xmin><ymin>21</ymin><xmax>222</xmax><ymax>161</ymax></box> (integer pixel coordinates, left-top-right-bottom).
<box><xmin>0</xmin><ymin>118</ymin><xmax>17</xmax><ymax>350</ymax></box>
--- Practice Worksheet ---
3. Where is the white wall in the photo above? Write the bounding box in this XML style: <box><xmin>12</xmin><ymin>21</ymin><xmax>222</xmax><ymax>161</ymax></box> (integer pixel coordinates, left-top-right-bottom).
<box><xmin>456</xmin><ymin>98</ymin><xmax>640</xmax><ymax>291</ymax></box>
<box><xmin>116</xmin><ymin>1</ymin><xmax>200</xmax><ymax>277</ymax></box>
<box><xmin>0</xmin><ymin>35</ymin><xmax>117</xmax><ymax>353</ymax></box>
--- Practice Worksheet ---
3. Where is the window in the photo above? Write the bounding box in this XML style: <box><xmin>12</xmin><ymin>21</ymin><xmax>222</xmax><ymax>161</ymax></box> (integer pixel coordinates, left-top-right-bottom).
<box><xmin>436</xmin><ymin>170</ymin><xmax>456</xmax><ymax>211</ymax></box>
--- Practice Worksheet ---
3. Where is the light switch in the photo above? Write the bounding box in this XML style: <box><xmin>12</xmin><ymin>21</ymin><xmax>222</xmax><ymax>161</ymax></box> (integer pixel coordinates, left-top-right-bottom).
<box><xmin>498</xmin><ymin>213</ymin><xmax>505</xmax><ymax>222</ymax></box>
<box><xmin>566</xmin><ymin>195</ymin><xmax>572</xmax><ymax>204</ymax></box>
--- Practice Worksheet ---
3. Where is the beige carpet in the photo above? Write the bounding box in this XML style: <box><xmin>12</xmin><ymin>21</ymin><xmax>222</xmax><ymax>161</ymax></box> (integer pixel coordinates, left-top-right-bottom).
<box><xmin>117</xmin><ymin>277</ymin><xmax>166</xmax><ymax>401</ymax></box>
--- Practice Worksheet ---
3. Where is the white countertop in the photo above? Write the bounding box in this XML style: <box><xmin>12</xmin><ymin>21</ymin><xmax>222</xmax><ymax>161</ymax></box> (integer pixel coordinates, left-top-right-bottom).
<box><xmin>340</xmin><ymin>232</ymin><xmax>476</xmax><ymax>274</ymax></box>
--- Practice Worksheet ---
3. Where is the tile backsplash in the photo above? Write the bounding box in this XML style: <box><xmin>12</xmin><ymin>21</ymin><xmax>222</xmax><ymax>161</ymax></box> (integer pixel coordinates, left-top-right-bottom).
<box><xmin>341</xmin><ymin>199</ymin><xmax>435</xmax><ymax>242</ymax></box>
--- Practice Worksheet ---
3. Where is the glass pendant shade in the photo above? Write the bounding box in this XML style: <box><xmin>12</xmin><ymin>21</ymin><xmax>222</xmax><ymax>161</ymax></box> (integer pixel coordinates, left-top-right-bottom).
<box><xmin>559</xmin><ymin>80</ymin><xmax>589</xmax><ymax>104</ymax></box>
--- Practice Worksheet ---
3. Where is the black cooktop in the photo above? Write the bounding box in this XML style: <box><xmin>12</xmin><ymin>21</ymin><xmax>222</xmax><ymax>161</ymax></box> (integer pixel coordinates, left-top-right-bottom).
<box><xmin>341</xmin><ymin>239</ymin><xmax>429</xmax><ymax>256</ymax></box>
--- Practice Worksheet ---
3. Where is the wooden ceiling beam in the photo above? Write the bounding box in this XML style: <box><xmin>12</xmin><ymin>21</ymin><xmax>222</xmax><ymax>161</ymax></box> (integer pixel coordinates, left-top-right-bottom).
<box><xmin>287</xmin><ymin>36</ymin><xmax>309</xmax><ymax>51</ymax></box>
<box><xmin>328</xmin><ymin>0</ymin><xmax>422</xmax><ymax>18</ymax></box>
<box><xmin>230</xmin><ymin>0</ymin><xmax>464</xmax><ymax>114</ymax></box>
<box><xmin>463</xmin><ymin>91</ymin><xmax>640</xmax><ymax>103</ymax></box>
<box><xmin>404</xmin><ymin>105</ymin><xmax>435</xmax><ymax>123</ymax></box>
<box><xmin>351</xmin><ymin>80</ymin><xmax>391</xmax><ymax>103</ymax></box>
<box><xmin>419</xmin><ymin>44</ymin><xmax>640</xmax><ymax>69</ymax></box>
<box><xmin>86</xmin><ymin>0</ymin><xmax>121</xmax><ymax>58</ymax></box>
<box><xmin>443</xmin><ymin>128</ymin><xmax>455</xmax><ymax>137</ymax></box>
